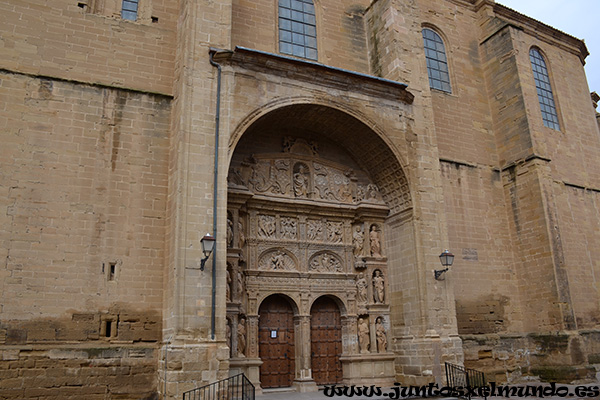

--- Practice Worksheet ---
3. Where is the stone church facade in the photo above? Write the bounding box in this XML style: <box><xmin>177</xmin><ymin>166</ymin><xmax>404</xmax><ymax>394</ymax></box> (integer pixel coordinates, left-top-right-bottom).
<box><xmin>1</xmin><ymin>0</ymin><xmax>599</xmax><ymax>399</ymax></box>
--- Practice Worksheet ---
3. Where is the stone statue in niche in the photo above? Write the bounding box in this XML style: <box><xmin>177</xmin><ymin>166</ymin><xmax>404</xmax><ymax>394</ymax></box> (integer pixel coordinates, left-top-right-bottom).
<box><xmin>293</xmin><ymin>163</ymin><xmax>309</xmax><ymax>198</ymax></box>
<box><xmin>227</xmin><ymin>318</ymin><xmax>232</xmax><ymax>357</ymax></box>
<box><xmin>226</xmin><ymin>266</ymin><xmax>232</xmax><ymax>302</ymax></box>
<box><xmin>370</xmin><ymin>225</ymin><xmax>382</xmax><ymax>257</ymax></box>
<box><xmin>376</xmin><ymin>317</ymin><xmax>387</xmax><ymax>353</ymax></box>
<box><xmin>258</xmin><ymin>215</ymin><xmax>276</xmax><ymax>238</ymax></box>
<box><xmin>238</xmin><ymin>219</ymin><xmax>245</xmax><ymax>248</ymax></box>
<box><xmin>356</xmin><ymin>273</ymin><xmax>368</xmax><ymax>305</ymax></box>
<box><xmin>373</xmin><ymin>269</ymin><xmax>385</xmax><ymax>304</ymax></box>
<box><xmin>237</xmin><ymin>317</ymin><xmax>246</xmax><ymax>357</ymax></box>
<box><xmin>309</xmin><ymin>253</ymin><xmax>342</xmax><ymax>273</ymax></box>
<box><xmin>353</xmin><ymin>225</ymin><xmax>364</xmax><ymax>258</ymax></box>
<box><xmin>307</xmin><ymin>219</ymin><xmax>323</xmax><ymax>241</ymax></box>
<box><xmin>280</xmin><ymin>217</ymin><xmax>297</xmax><ymax>239</ymax></box>
<box><xmin>227</xmin><ymin>217</ymin><xmax>234</xmax><ymax>248</ymax></box>
<box><xmin>327</xmin><ymin>221</ymin><xmax>343</xmax><ymax>243</ymax></box>
<box><xmin>236</xmin><ymin>271</ymin><xmax>244</xmax><ymax>301</ymax></box>
<box><xmin>358</xmin><ymin>317</ymin><xmax>370</xmax><ymax>354</ymax></box>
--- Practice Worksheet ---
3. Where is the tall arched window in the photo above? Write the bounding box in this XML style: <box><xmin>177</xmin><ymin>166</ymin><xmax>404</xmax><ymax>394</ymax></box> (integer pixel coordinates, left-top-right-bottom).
<box><xmin>278</xmin><ymin>0</ymin><xmax>317</xmax><ymax>61</ymax></box>
<box><xmin>422</xmin><ymin>28</ymin><xmax>451</xmax><ymax>93</ymax></box>
<box><xmin>529</xmin><ymin>48</ymin><xmax>560</xmax><ymax>130</ymax></box>
<box><xmin>121</xmin><ymin>0</ymin><xmax>139</xmax><ymax>20</ymax></box>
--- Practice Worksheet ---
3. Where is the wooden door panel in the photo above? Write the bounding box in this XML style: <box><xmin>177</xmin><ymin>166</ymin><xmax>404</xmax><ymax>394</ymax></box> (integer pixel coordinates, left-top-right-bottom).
<box><xmin>311</xmin><ymin>297</ymin><xmax>342</xmax><ymax>385</ymax></box>
<box><xmin>259</xmin><ymin>295</ymin><xmax>295</xmax><ymax>389</ymax></box>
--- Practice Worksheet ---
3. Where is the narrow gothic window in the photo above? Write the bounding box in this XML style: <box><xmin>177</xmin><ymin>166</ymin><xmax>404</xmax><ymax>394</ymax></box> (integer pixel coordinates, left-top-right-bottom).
<box><xmin>278</xmin><ymin>0</ymin><xmax>318</xmax><ymax>61</ymax></box>
<box><xmin>422</xmin><ymin>29</ymin><xmax>451</xmax><ymax>93</ymax></box>
<box><xmin>121</xmin><ymin>0</ymin><xmax>139</xmax><ymax>20</ymax></box>
<box><xmin>529</xmin><ymin>48</ymin><xmax>560</xmax><ymax>130</ymax></box>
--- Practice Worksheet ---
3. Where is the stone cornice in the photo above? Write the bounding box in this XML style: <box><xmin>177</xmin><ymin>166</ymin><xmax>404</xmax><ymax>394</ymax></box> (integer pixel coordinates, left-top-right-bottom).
<box><xmin>493</xmin><ymin>3</ymin><xmax>589</xmax><ymax>64</ymax></box>
<box><xmin>210</xmin><ymin>47</ymin><xmax>414</xmax><ymax>105</ymax></box>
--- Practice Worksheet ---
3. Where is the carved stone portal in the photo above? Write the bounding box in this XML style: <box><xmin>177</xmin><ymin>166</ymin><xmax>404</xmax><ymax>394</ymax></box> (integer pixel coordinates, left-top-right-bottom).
<box><xmin>227</xmin><ymin>136</ymin><xmax>392</xmax><ymax>388</ymax></box>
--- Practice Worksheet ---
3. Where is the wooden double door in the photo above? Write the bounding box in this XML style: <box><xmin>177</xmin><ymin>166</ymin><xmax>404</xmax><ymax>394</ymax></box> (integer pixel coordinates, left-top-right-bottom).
<box><xmin>258</xmin><ymin>295</ymin><xmax>342</xmax><ymax>388</ymax></box>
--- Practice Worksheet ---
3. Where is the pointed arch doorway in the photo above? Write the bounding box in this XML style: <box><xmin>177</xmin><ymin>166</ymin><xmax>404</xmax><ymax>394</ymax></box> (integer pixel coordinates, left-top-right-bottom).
<box><xmin>259</xmin><ymin>294</ymin><xmax>295</xmax><ymax>388</ymax></box>
<box><xmin>310</xmin><ymin>296</ymin><xmax>342</xmax><ymax>385</ymax></box>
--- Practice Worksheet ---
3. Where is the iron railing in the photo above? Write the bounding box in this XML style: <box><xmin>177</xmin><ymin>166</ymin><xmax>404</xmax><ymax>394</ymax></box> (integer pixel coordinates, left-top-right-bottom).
<box><xmin>445</xmin><ymin>362</ymin><xmax>487</xmax><ymax>399</ymax></box>
<box><xmin>182</xmin><ymin>373</ymin><xmax>255</xmax><ymax>400</ymax></box>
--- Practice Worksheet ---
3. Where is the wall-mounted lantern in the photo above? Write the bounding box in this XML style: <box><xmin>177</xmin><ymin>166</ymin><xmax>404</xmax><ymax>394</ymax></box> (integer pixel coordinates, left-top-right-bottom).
<box><xmin>435</xmin><ymin>249</ymin><xmax>454</xmax><ymax>280</ymax></box>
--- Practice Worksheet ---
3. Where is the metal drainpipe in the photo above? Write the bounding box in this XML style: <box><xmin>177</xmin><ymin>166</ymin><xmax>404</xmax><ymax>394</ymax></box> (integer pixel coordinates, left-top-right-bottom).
<box><xmin>209</xmin><ymin>50</ymin><xmax>221</xmax><ymax>340</ymax></box>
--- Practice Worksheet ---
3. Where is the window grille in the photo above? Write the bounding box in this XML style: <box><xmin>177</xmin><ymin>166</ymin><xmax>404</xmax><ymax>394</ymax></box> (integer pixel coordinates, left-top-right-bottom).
<box><xmin>422</xmin><ymin>28</ymin><xmax>451</xmax><ymax>93</ymax></box>
<box><xmin>278</xmin><ymin>0</ymin><xmax>317</xmax><ymax>60</ymax></box>
<box><xmin>530</xmin><ymin>48</ymin><xmax>560</xmax><ymax>130</ymax></box>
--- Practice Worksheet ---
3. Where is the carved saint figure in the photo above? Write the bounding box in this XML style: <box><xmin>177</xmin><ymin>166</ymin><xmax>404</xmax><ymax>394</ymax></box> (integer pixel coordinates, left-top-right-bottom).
<box><xmin>226</xmin><ymin>319</ymin><xmax>232</xmax><ymax>356</ymax></box>
<box><xmin>227</xmin><ymin>217</ymin><xmax>234</xmax><ymax>248</ymax></box>
<box><xmin>373</xmin><ymin>269</ymin><xmax>385</xmax><ymax>304</ymax></box>
<box><xmin>293</xmin><ymin>164</ymin><xmax>309</xmax><ymax>198</ymax></box>
<box><xmin>353</xmin><ymin>225</ymin><xmax>364</xmax><ymax>258</ymax></box>
<box><xmin>226</xmin><ymin>267</ymin><xmax>231</xmax><ymax>302</ymax></box>
<box><xmin>237</xmin><ymin>318</ymin><xmax>246</xmax><ymax>357</ymax></box>
<box><xmin>236</xmin><ymin>271</ymin><xmax>244</xmax><ymax>300</ymax></box>
<box><xmin>358</xmin><ymin>317</ymin><xmax>370</xmax><ymax>354</ymax></box>
<box><xmin>238</xmin><ymin>220</ymin><xmax>245</xmax><ymax>248</ymax></box>
<box><xmin>376</xmin><ymin>317</ymin><xmax>387</xmax><ymax>353</ymax></box>
<box><xmin>356</xmin><ymin>273</ymin><xmax>368</xmax><ymax>305</ymax></box>
<box><xmin>370</xmin><ymin>225</ymin><xmax>382</xmax><ymax>257</ymax></box>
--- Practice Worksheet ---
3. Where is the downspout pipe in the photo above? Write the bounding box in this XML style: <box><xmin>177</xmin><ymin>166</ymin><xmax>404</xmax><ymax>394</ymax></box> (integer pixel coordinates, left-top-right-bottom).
<box><xmin>208</xmin><ymin>49</ymin><xmax>222</xmax><ymax>340</ymax></box>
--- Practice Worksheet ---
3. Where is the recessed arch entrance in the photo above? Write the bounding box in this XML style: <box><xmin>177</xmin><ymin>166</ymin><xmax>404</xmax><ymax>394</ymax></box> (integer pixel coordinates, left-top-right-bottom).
<box><xmin>310</xmin><ymin>296</ymin><xmax>342</xmax><ymax>385</ymax></box>
<box><xmin>226</xmin><ymin>102</ymin><xmax>414</xmax><ymax>390</ymax></box>
<box><xmin>258</xmin><ymin>294</ymin><xmax>296</xmax><ymax>389</ymax></box>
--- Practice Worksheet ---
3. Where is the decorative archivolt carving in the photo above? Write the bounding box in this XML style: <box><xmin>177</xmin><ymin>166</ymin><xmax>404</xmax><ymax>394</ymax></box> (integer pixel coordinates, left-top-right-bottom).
<box><xmin>258</xmin><ymin>249</ymin><xmax>297</xmax><ymax>271</ymax></box>
<box><xmin>309</xmin><ymin>251</ymin><xmax>343</xmax><ymax>273</ymax></box>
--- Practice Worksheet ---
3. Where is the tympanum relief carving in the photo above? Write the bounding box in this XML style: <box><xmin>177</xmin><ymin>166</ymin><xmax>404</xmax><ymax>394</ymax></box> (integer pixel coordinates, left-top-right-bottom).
<box><xmin>258</xmin><ymin>249</ymin><xmax>297</xmax><ymax>271</ymax></box>
<box><xmin>309</xmin><ymin>252</ymin><xmax>343</xmax><ymax>273</ymax></box>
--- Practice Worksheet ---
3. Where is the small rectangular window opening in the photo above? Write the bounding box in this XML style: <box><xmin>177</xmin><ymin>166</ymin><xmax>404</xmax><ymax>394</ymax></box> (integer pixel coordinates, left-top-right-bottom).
<box><xmin>105</xmin><ymin>320</ymin><xmax>112</xmax><ymax>338</ymax></box>
<box><xmin>108</xmin><ymin>262</ymin><xmax>116</xmax><ymax>281</ymax></box>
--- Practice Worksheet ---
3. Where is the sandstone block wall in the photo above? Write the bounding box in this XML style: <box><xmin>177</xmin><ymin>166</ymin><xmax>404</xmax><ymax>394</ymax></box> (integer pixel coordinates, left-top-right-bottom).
<box><xmin>0</xmin><ymin>0</ymin><xmax>176</xmax><ymax>94</ymax></box>
<box><xmin>0</xmin><ymin>69</ymin><xmax>170</xmax><ymax>397</ymax></box>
